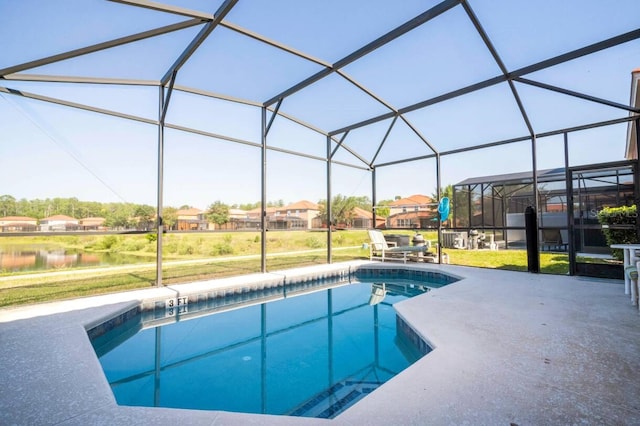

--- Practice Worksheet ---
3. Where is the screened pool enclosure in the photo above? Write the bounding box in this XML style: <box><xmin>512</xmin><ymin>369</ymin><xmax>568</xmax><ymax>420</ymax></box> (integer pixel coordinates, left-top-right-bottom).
<box><xmin>1</xmin><ymin>0</ymin><xmax>639</xmax><ymax>282</ymax></box>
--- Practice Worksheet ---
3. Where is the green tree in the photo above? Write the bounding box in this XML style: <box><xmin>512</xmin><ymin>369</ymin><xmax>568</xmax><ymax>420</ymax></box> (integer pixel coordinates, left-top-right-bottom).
<box><xmin>0</xmin><ymin>195</ymin><xmax>16</xmax><ymax>217</ymax></box>
<box><xmin>104</xmin><ymin>202</ymin><xmax>135</xmax><ymax>229</ymax></box>
<box><xmin>30</xmin><ymin>198</ymin><xmax>48</xmax><ymax>218</ymax></box>
<box><xmin>206</xmin><ymin>201</ymin><xmax>230</xmax><ymax>227</ymax></box>
<box><xmin>107</xmin><ymin>210</ymin><xmax>131</xmax><ymax>229</ymax></box>
<box><xmin>374</xmin><ymin>199</ymin><xmax>393</xmax><ymax>218</ymax></box>
<box><xmin>431</xmin><ymin>184</ymin><xmax>453</xmax><ymax>202</ymax></box>
<box><xmin>235</xmin><ymin>202</ymin><xmax>260</xmax><ymax>210</ymax></box>
<box><xmin>432</xmin><ymin>185</ymin><xmax>454</xmax><ymax>224</ymax></box>
<box><xmin>163</xmin><ymin>206</ymin><xmax>178</xmax><ymax>230</ymax></box>
<box><xmin>318</xmin><ymin>194</ymin><xmax>371</xmax><ymax>227</ymax></box>
<box><xmin>134</xmin><ymin>205</ymin><xmax>156</xmax><ymax>230</ymax></box>
<box><xmin>16</xmin><ymin>198</ymin><xmax>34</xmax><ymax>217</ymax></box>
<box><xmin>267</xmin><ymin>199</ymin><xmax>285</xmax><ymax>208</ymax></box>
<box><xmin>82</xmin><ymin>201</ymin><xmax>104</xmax><ymax>218</ymax></box>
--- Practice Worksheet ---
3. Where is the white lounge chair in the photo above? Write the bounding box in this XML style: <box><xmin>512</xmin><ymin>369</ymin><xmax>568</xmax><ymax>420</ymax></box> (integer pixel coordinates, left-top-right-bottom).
<box><xmin>368</xmin><ymin>230</ymin><xmax>433</xmax><ymax>263</ymax></box>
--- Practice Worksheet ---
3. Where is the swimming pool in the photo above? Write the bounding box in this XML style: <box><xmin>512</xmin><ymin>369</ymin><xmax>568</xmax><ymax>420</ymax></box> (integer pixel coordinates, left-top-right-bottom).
<box><xmin>90</xmin><ymin>269</ymin><xmax>458</xmax><ymax>418</ymax></box>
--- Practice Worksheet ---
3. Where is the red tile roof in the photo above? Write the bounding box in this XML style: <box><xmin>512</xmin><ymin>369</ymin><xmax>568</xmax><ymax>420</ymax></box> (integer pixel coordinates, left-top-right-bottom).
<box><xmin>0</xmin><ymin>216</ymin><xmax>37</xmax><ymax>221</ymax></box>
<box><xmin>247</xmin><ymin>207</ymin><xmax>277</xmax><ymax>214</ymax></box>
<box><xmin>351</xmin><ymin>206</ymin><xmax>372</xmax><ymax>218</ymax></box>
<box><xmin>389</xmin><ymin>194</ymin><xmax>433</xmax><ymax>206</ymax></box>
<box><xmin>80</xmin><ymin>217</ymin><xmax>106</xmax><ymax>224</ymax></box>
<box><xmin>41</xmin><ymin>215</ymin><xmax>77</xmax><ymax>221</ymax></box>
<box><xmin>282</xmin><ymin>200</ymin><xmax>320</xmax><ymax>210</ymax></box>
<box><xmin>177</xmin><ymin>208</ymin><xmax>203</xmax><ymax>215</ymax></box>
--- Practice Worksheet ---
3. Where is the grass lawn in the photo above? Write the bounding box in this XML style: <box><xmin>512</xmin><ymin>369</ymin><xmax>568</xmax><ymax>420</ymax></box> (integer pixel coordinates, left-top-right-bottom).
<box><xmin>0</xmin><ymin>248</ymin><xmax>365</xmax><ymax>307</ymax></box>
<box><xmin>446</xmin><ymin>249</ymin><xmax>569</xmax><ymax>275</ymax></box>
<box><xmin>0</xmin><ymin>230</ymin><xmax>572</xmax><ymax>307</ymax></box>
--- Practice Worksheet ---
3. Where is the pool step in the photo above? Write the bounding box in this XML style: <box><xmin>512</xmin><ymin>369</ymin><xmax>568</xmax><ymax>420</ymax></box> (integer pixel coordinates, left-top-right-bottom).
<box><xmin>287</xmin><ymin>379</ymin><xmax>382</xmax><ymax>418</ymax></box>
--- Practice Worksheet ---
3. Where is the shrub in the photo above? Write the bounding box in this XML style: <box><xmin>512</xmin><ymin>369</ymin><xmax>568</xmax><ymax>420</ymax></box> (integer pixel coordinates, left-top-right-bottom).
<box><xmin>597</xmin><ymin>205</ymin><xmax>637</xmax><ymax>260</ymax></box>
<box><xmin>178</xmin><ymin>243</ymin><xmax>194</xmax><ymax>255</ymax></box>
<box><xmin>119</xmin><ymin>238</ymin><xmax>147</xmax><ymax>252</ymax></box>
<box><xmin>217</xmin><ymin>243</ymin><xmax>233</xmax><ymax>255</ymax></box>
<box><xmin>64</xmin><ymin>236</ymin><xmax>80</xmax><ymax>246</ymax></box>
<box><xmin>163</xmin><ymin>239</ymin><xmax>179</xmax><ymax>254</ymax></box>
<box><xmin>209</xmin><ymin>243</ymin><xmax>234</xmax><ymax>256</ymax></box>
<box><xmin>305</xmin><ymin>237</ymin><xmax>324</xmax><ymax>249</ymax></box>
<box><xmin>93</xmin><ymin>235</ymin><xmax>121</xmax><ymax>251</ymax></box>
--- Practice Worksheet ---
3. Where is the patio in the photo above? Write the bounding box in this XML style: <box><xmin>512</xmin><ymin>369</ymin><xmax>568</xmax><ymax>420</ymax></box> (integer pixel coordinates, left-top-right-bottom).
<box><xmin>2</xmin><ymin>0</ymin><xmax>639</xmax><ymax>282</ymax></box>
<box><xmin>1</xmin><ymin>262</ymin><xmax>638</xmax><ymax>425</ymax></box>
<box><xmin>1</xmin><ymin>2</ymin><xmax>640</xmax><ymax>424</ymax></box>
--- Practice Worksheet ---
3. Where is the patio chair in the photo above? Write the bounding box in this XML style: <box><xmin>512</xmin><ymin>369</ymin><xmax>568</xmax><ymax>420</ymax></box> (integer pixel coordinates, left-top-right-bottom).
<box><xmin>368</xmin><ymin>283</ymin><xmax>387</xmax><ymax>305</ymax></box>
<box><xmin>541</xmin><ymin>229</ymin><xmax>568</xmax><ymax>251</ymax></box>
<box><xmin>368</xmin><ymin>230</ymin><xmax>432</xmax><ymax>263</ymax></box>
<box><xmin>626</xmin><ymin>263</ymin><xmax>638</xmax><ymax>307</ymax></box>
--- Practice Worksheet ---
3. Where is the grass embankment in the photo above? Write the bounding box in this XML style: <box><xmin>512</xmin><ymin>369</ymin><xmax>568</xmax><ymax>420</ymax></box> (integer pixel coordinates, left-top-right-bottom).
<box><xmin>0</xmin><ymin>249</ymin><xmax>366</xmax><ymax>307</ymax></box>
<box><xmin>0</xmin><ymin>230</ymin><xmax>569</xmax><ymax>307</ymax></box>
<box><xmin>0</xmin><ymin>231</ymin><xmax>370</xmax><ymax>307</ymax></box>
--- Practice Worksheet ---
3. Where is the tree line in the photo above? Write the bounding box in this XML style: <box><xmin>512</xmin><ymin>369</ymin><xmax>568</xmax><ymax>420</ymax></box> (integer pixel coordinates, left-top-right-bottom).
<box><xmin>0</xmin><ymin>190</ymin><xmax>451</xmax><ymax>229</ymax></box>
<box><xmin>0</xmin><ymin>194</ymin><xmax>386</xmax><ymax>230</ymax></box>
<box><xmin>204</xmin><ymin>195</ymin><xmax>389</xmax><ymax>227</ymax></box>
<box><xmin>0</xmin><ymin>195</ymin><xmax>163</xmax><ymax>229</ymax></box>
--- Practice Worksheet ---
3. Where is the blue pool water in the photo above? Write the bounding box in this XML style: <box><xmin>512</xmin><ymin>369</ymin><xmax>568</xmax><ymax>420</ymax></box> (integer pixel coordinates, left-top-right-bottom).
<box><xmin>91</xmin><ymin>273</ymin><xmax>455</xmax><ymax>418</ymax></box>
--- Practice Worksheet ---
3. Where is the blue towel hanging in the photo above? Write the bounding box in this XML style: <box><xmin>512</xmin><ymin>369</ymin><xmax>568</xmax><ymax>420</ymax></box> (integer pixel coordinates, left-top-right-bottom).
<box><xmin>438</xmin><ymin>197</ymin><xmax>450</xmax><ymax>222</ymax></box>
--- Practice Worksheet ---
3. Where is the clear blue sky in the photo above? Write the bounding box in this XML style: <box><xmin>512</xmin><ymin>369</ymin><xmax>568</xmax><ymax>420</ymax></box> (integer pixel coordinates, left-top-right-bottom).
<box><xmin>1</xmin><ymin>0</ymin><xmax>638</xmax><ymax>210</ymax></box>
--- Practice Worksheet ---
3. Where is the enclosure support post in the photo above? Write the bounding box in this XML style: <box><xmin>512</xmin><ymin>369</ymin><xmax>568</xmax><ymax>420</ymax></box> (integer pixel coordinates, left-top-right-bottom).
<box><xmin>525</xmin><ymin>206</ymin><xmax>540</xmax><ymax>273</ymax></box>
<box><xmin>564</xmin><ymin>132</ymin><xmax>576</xmax><ymax>276</ymax></box>
<box><xmin>155</xmin><ymin>87</ymin><xmax>165</xmax><ymax>287</ymax></box>
<box><xmin>530</xmin><ymin>135</ymin><xmax>540</xmax><ymax>271</ymax></box>
<box><xmin>261</xmin><ymin>107</ymin><xmax>267</xmax><ymax>273</ymax></box>
<box><xmin>372</xmin><ymin>168</ymin><xmax>377</xmax><ymax>228</ymax></box>
<box><xmin>155</xmin><ymin>72</ymin><xmax>177</xmax><ymax>287</ymax></box>
<box><xmin>467</xmin><ymin>185</ymin><xmax>471</xmax><ymax>233</ymax></box>
<box><xmin>436</xmin><ymin>153</ymin><xmax>442</xmax><ymax>263</ymax></box>
<box><xmin>635</xmin><ymin>118</ymin><xmax>640</xmax><ymax>242</ymax></box>
<box><xmin>326</xmin><ymin>135</ymin><xmax>332</xmax><ymax>264</ymax></box>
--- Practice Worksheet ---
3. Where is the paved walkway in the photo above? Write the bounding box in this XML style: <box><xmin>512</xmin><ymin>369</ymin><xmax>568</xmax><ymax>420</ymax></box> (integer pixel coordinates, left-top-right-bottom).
<box><xmin>1</xmin><ymin>262</ymin><xmax>638</xmax><ymax>425</ymax></box>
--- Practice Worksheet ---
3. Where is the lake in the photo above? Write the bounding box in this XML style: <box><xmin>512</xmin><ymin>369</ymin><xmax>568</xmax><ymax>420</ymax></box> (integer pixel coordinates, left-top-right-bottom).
<box><xmin>0</xmin><ymin>245</ymin><xmax>151</xmax><ymax>273</ymax></box>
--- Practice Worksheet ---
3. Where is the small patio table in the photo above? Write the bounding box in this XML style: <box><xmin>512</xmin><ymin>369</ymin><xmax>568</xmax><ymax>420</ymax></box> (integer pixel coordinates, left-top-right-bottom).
<box><xmin>610</xmin><ymin>243</ymin><xmax>640</xmax><ymax>297</ymax></box>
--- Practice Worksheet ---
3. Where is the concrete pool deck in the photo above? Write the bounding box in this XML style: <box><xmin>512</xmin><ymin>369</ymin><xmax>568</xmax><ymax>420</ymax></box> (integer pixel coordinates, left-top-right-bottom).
<box><xmin>1</xmin><ymin>262</ymin><xmax>639</xmax><ymax>425</ymax></box>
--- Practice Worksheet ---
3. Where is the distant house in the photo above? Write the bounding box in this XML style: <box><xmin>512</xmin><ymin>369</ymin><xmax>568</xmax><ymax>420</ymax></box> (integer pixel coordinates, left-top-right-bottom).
<box><xmin>176</xmin><ymin>208</ymin><xmax>208</xmax><ymax>231</ymax></box>
<box><xmin>79</xmin><ymin>217</ymin><xmax>106</xmax><ymax>231</ymax></box>
<box><xmin>310</xmin><ymin>206</ymin><xmax>385</xmax><ymax>229</ymax></box>
<box><xmin>274</xmin><ymin>200</ymin><xmax>320</xmax><ymax>229</ymax></box>
<box><xmin>386</xmin><ymin>195</ymin><xmax>436</xmax><ymax>229</ymax></box>
<box><xmin>229</xmin><ymin>208</ymin><xmax>248</xmax><ymax>219</ymax></box>
<box><xmin>242</xmin><ymin>206</ymin><xmax>277</xmax><ymax>230</ymax></box>
<box><xmin>351</xmin><ymin>206</ymin><xmax>386</xmax><ymax>229</ymax></box>
<box><xmin>39</xmin><ymin>215</ymin><xmax>79</xmax><ymax>231</ymax></box>
<box><xmin>246</xmin><ymin>206</ymin><xmax>277</xmax><ymax>221</ymax></box>
<box><xmin>224</xmin><ymin>208</ymin><xmax>256</xmax><ymax>230</ymax></box>
<box><xmin>0</xmin><ymin>216</ymin><xmax>38</xmax><ymax>232</ymax></box>
<box><xmin>242</xmin><ymin>201</ymin><xmax>321</xmax><ymax>230</ymax></box>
